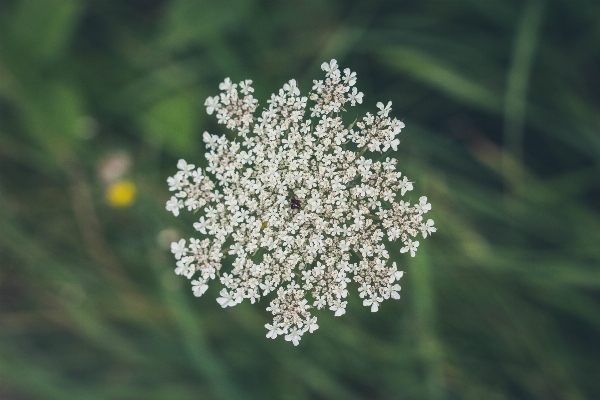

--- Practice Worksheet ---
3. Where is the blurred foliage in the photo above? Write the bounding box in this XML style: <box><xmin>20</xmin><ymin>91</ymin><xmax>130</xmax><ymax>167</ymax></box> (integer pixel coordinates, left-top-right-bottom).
<box><xmin>1</xmin><ymin>0</ymin><xmax>599</xmax><ymax>399</ymax></box>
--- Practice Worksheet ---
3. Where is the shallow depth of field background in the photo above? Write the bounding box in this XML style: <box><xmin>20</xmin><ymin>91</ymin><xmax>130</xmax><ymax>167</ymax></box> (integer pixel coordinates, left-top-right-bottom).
<box><xmin>1</xmin><ymin>1</ymin><xmax>599</xmax><ymax>399</ymax></box>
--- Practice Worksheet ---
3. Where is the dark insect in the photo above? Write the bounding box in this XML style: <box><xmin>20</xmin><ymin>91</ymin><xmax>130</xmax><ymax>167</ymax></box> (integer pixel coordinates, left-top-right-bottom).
<box><xmin>290</xmin><ymin>197</ymin><xmax>301</xmax><ymax>209</ymax></box>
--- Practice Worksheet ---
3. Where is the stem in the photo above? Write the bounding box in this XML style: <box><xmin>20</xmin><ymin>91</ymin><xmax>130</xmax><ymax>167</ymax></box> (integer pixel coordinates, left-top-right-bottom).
<box><xmin>357</xmin><ymin>146</ymin><xmax>368</xmax><ymax>158</ymax></box>
<box><xmin>221</xmin><ymin>246</ymin><xmax>231</xmax><ymax>255</ymax></box>
<box><xmin>351</xmin><ymin>250</ymin><xmax>363</xmax><ymax>261</ymax></box>
<box><xmin>348</xmin><ymin>116</ymin><xmax>358</xmax><ymax>131</ymax></box>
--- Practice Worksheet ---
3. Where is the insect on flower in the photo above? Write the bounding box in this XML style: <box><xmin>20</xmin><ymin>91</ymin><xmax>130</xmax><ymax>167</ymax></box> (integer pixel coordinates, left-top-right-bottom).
<box><xmin>290</xmin><ymin>197</ymin><xmax>301</xmax><ymax>209</ymax></box>
<box><xmin>166</xmin><ymin>59</ymin><xmax>436</xmax><ymax>345</ymax></box>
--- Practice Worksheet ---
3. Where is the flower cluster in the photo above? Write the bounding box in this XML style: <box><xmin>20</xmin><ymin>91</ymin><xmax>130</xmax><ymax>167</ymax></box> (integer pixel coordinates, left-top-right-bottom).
<box><xmin>166</xmin><ymin>60</ymin><xmax>436</xmax><ymax>345</ymax></box>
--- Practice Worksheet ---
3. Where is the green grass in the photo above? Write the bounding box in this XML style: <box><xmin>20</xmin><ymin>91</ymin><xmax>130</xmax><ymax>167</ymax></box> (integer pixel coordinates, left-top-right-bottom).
<box><xmin>1</xmin><ymin>0</ymin><xmax>599</xmax><ymax>399</ymax></box>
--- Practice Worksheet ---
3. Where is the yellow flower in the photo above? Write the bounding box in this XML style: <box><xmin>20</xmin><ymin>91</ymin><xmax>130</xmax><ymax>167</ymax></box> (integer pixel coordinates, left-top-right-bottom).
<box><xmin>106</xmin><ymin>180</ymin><xmax>136</xmax><ymax>208</ymax></box>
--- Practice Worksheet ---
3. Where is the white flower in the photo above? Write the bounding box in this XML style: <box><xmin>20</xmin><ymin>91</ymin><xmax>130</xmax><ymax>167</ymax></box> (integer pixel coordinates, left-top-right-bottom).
<box><xmin>203</xmin><ymin>131</ymin><xmax>219</xmax><ymax>149</ymax></box>
<box><xmin>321</xmin><ymin>59</ymin><xmax>338</xmax><ymax>76</ymax></box>
<box><xmin>193</xmin><ymin>216</ymin><xmax>210</xmax><ymax>234</ymax></box>
<box><xmin>216</xmin><ymin>288</ymin><xmax>236</xmax><ymax>308</ymax></box>
<box><xmin>285</xmin><ymin>327</ymin><xmax>302</xmax><ymax>346</ymax></box>
<box><xmin>416</xmin><ymin>196</ymin><xmax>432</xmax><ymax>214</ymax></box>
<box><xmin>382</xmin><ymin>137</ymin><xmax>400</xmax><ymax>152</ymax></box>
<box><xmin>174</xmin><ymin>259</ymin><xmax>187</xmax><ymax>276</ymax></box>
<box><xmin>312</xmin><ymin>80</ymin><xmax>324</xmax><ymax>92</ymax></box>
<box><xmin>348</xmin><ymin>87</ymin><xmax>363</xmax><ymax>106</ymax></box>
<box><xmin>265</xmin><ymin>323</ymin><xmax>283</xmax><ymax>339</ymax></box>
<box><xmin>239</xmin><ymin>79</ymin><xmax>254</xmax><ymax>95</ymax></box>
<box><xmin>330</xmin><ymin>300</ymin><xmax>347</xmax><ymax>316</ymax></box>
<box><xmin>165</xmin><ymin>59</ymin><xmax>435</xmax><ymax>345</ymax></box>
<box><xmin>204</xmin><ymin>96</ymin><xmax>219</xmax><ymax>115</ymax></box>
<box><xmin>177</xmin><ymin>159</ymin><xmax>195</xmax><ymax>174</ymax></box>
<box><xmin>166</xmin><ymin>196</ymin><xmax>183</xmax><ymax>216</ymax></box>
<box><xmin>389</xmin><ymin>262</ymin><xmax>405</xmax><ymax>283</ymax></box>
<box><xmin>171</xmin><ymin>239</ymin><xmax>187</xmax><ymax>259</ymax></box>
<box><xmin>398</xmin><ymin>176</ymin><xmax>413</xmax><ymax>196</ymax></box>
<box><xmin>343</xmin><ymin>68</ymin><xmax>357</xmax><ymax>86</ymax></box>
<box><xmin>363</xmin><ymin>297</ymin><xmax>381</xmax><ymax>312</ymax></box>
<box><xmin>167</xmin><ymin>174</ymin><xmax>183</xmax><ymax>191</ymax></box>
<box><xmin>219</xmin><ymin>77</ymin><xmax>236</xmax><ymax>91</ymax></box>
<box><xmin>390</xmin><ymin>284</ymin><xmax>401</xmax><ymax>300</ymax></box>
<box><xmin>377</xmin><ymin>101</ymin><xmax>392</xmax><ymax>117</ymax></box>
<box><xmin>191</xmin><ymin>280</ymin><xmax>209</xmax><ymax>297</ymax></box>
<box><xmin>228</xmin><ymin>242</ymin><xmax>244</xmax><ymax>255</ymax></box>
<box><xmin>283</xmin><ymin>79</ymin><xmax>300</xmax><ymax>96</ymax></box>
<box><xmin>392</xmin><ymin>118</ymin><xmax>405</xmax><ymax>134</ymax></box>
<box><xmin>400</xmin><ymin>239</ymin><xmax>420</xmax><ymax>257</ymax></box>
<box><xmin>421</xmin><ymin>219</ymin><xmax>437</xmax><ymax>238</ymax></box>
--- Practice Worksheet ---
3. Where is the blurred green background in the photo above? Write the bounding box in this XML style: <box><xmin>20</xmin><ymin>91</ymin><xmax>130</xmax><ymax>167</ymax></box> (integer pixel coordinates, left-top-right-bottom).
<box><xmin>1</xmin><ymin>0</ymin><xmax>599</xmax><ymax>399</ymax></box>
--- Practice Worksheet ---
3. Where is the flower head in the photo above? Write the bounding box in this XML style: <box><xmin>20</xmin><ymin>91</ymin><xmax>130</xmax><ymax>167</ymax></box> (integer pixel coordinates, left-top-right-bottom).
<box><xmin>166</xmin><ymin>60</ymin><xmax>435</xmax><ymax>345</ymax></box>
